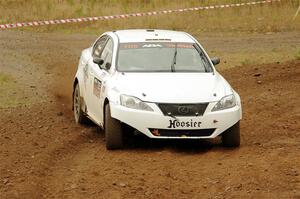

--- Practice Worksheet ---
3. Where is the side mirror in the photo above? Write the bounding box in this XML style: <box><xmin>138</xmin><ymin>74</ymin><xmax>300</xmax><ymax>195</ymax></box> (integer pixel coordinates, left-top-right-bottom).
<box><xmin>105</xmin><ymin>62</ymin><xmax>111</xmax><ymax>70</ymax></box>
<box><xmin>93</xmin><ymin>57</ymin><xmax>104</xmax><ymax>67</ymax></box>
<box><xmin>211</xmin><ymin>57</ymin><xmax>220</xmax><ymax>66</ymax></box>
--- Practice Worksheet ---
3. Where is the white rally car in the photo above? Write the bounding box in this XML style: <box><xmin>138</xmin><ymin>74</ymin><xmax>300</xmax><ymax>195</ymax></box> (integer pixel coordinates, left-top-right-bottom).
<box><xmin>73</xmin><ymin>29</ymin><xmax>242</xmax><ymax>149</ymax></box>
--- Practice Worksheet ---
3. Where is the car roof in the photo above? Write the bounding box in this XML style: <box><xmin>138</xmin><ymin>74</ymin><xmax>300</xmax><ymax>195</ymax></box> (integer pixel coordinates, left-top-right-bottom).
<box><xmin>112</xmin><ymin>29</ymin><xmax>195</xmax><ymax>43</ymax></box>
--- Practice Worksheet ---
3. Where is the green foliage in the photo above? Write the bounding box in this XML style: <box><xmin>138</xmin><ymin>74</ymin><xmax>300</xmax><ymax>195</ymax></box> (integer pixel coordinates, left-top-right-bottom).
<box><xmin>0</xmin><ymin>0</ymin><xmax>299</xmax><ymax>33</ymax></box>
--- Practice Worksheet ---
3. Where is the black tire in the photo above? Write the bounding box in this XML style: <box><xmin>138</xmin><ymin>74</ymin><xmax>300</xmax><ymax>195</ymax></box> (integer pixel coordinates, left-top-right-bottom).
<box><xmin>73</xmin><ymin>83</ymin><xmax>88</xmax><ymax>124</ymax></box>
<box><xmin>105</xmin><ymin>104</ymin><xmax>123</xmax><ymax>150</ymax></box>
<box><xmin>222</xmin><ymin>121</ymin><xmax>240</xmax><ymax>147</ymax></box>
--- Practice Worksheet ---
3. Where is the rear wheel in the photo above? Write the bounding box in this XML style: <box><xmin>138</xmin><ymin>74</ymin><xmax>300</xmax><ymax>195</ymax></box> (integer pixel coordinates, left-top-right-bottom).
<box><xmin>222</xmin><ymin>121</ymin><xmax>240</xmax><ymax>147</ymax></box>
<box><xmin>73</xmin><ymin>83</ymin><xmax>88</xmax><ymax>124</ymax></box>
<box><xmin>105</xmin><ymin>104</ymin><xmax>123</xmax><ymax>150</ymax></box>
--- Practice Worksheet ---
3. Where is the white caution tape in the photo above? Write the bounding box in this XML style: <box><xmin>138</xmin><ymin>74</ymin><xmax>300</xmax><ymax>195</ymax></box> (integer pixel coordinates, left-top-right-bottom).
<box><xmin>0</xmin><ymin>0</ymin><xmax>281</xmax><ymax>30</ymax></box>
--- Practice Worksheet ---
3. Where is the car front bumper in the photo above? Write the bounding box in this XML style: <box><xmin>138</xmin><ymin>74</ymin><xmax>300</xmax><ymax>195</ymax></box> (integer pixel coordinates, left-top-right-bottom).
<box><xmin>110</xmin><ymin>102</ymin><xmax>242</xmax><ymax>139</ymax></box>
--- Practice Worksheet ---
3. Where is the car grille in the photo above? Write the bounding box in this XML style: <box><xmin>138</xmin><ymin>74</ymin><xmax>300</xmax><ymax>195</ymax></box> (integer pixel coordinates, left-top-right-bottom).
<box><xmin>158</xmin><ymin>103</ymin><xmax>209</xmax><ymax>117</ymax></box>
<box><xmin>149</xmin><ymin>128</ymin><xmax>215</xmax><ymax>137</ymax></box>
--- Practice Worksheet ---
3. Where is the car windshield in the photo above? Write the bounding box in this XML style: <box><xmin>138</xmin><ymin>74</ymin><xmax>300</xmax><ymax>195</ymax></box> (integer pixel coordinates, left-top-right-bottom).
<box><xmin>117</xmin><ymin>42</ymin><xmax>213</xmax><ymax>72</ymax></box>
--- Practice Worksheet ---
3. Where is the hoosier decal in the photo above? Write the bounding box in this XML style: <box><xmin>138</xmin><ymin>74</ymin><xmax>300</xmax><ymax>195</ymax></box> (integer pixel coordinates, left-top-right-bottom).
<box><xmin>168</xmin><ymin>119</ymin><xmax>201</xmax><ymax>128</ymax></box>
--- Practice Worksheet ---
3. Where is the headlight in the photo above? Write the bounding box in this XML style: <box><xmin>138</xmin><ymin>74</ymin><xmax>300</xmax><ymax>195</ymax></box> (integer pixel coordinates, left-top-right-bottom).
<box><xmin>120</xmin><ymin>95</ymin><xmax>153</xmax><ymax>111</ymax></box>
<box><xmin>212</xmin><ymin>94</ymin><xmax>236</xmax><ymax>112</ymax></box>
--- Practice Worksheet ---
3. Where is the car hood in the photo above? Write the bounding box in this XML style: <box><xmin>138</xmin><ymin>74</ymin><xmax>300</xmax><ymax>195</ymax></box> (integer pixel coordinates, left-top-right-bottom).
<box><xmin>113</xmin><ymin>72</ymin><xmax>232</xmax><ymax>103</ymax></box>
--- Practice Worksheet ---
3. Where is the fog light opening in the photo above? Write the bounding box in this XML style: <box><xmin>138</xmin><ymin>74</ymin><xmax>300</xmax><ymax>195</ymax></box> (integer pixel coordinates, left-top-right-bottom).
<box><xmin>151</xmin><ymin>129</ymin><xmax>160</xmax><ymax>136</ymax></box>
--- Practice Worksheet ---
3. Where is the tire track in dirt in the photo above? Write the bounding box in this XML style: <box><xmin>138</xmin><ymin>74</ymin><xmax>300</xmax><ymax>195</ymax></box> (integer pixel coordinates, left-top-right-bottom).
<box><xmin>39</xmin><ymin>34</ymin><xmax>300</xmax><ymax>198</ymax></box>
<box><xmin>1</xmin><ymin>31</ymin><xmax>300</xmax><ymax>199</ymax></box>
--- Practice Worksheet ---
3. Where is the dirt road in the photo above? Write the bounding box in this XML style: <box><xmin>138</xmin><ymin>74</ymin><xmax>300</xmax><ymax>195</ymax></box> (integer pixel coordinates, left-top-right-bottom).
<box><xmin>0</xmin><ymin>31</ymin><xmax>299</xmax><ymax>199</ymax></box>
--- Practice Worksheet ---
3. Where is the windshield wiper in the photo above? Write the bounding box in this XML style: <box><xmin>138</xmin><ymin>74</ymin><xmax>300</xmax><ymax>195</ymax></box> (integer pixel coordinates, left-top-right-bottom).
<box><xmin>171</xmin><ymin>43</ymin><xmax>177</xmax><ymax>72</ymax></box>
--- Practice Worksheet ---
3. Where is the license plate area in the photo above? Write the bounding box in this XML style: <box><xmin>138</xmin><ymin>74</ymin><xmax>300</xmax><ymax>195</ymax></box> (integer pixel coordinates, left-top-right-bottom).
<box><xmin>149</xmin><ymin>128</ymin><xmax>216</xmax><ymax>137</ymax></box>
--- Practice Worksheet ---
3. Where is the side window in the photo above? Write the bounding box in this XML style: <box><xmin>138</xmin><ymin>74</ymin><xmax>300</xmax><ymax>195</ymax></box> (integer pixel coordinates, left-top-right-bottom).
<box><xmin>92</xmin><ymin>36</ymin><xmax>107</xmax><ymax>58</ymax></box>
<box><xmin>100</xmin><ymin>39</ymin><xmax>113</xmax><ymax>70</ymax></box>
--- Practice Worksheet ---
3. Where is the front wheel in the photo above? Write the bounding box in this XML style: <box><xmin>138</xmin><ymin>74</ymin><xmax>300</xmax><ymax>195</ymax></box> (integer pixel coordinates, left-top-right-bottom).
<box><xmin>222</xmin><ymin>121</ymin><xmax>240</xmax><ymax>147</ymax></box>
<box><xmin>73</xmin><ymin>83</ymin><xmax>88</xmax><ymax>124</ymax></box>
<box><xmin>105</xmin><ymin>104</ymin><xmax>123</xmax><ymax>150</ymax></box>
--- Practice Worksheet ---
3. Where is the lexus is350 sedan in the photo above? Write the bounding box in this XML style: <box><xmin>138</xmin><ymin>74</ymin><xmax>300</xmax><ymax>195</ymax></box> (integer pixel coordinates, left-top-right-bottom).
<box><xmin>72</xmin><ymin>29</ymin><xmax>242</xmax><ymax>150</ymax></box>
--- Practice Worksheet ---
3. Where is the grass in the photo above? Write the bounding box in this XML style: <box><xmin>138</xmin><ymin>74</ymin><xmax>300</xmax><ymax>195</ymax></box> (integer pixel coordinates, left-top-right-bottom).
<box><xmin>0</xmin><ymin>0</ymin><xmax>299</xmax><ymax>34</ymax></box>
<box><xmin>295</xmin><ymin>49</ymin><xmax>300</xmax><ymax>60</ymax></box>
<box><xmin>241</xmin><ymin>58</ymin><xmax>253</xmax><ymax>66</ymax></box>
<box><xmin>0</xmin><ymin>73</ymin><xmax>16</xmax><ymax>108</ymax></box>
<box><xmin>0</xmin><ymin>73</ymin><xmax>31</xmax><ymax>108</ymax></box>
<box><xmin>0</xmin><ymin>73</ymin><xmax>11</xmax><ymax>85</ymax></box>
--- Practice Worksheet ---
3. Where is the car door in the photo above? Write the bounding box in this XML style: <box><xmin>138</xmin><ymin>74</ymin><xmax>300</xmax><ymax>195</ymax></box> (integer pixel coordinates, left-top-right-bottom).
<box><xmin>86</xmin><ymin>37</ymin><xmax>113</xmax><ymax>125</ymax></box>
